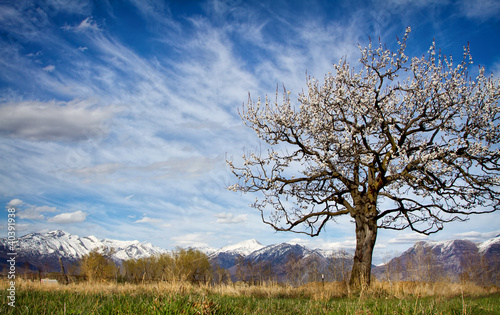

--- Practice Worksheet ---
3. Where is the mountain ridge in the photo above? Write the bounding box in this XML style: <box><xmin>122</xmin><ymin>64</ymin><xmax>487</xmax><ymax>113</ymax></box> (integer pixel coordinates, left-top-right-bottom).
<box><xmin>1</xmin><ymin>230</ymin><xmax>499</xmax><ymax>285</ymax></box>
<box><xmin>372</xmin><ymin>235</ymin><xmax>500</xmax><ymax>285</ymax></box>
<box><xmin>0</xmin><ymin>230</ymin><xmax>167</xmax><ymax>272</ymax></box>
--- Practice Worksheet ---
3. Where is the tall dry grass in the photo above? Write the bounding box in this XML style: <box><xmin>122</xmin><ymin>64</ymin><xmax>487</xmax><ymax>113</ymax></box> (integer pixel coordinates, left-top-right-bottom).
<box><xmin>366</xmin><ymin>281</ymin><xmax>499</xmax><ymax>299</ymax></box>
<box><xmin>2</xmin><ymin>278</ymin><xmax>498</xmax><ymax>300</ymax></box>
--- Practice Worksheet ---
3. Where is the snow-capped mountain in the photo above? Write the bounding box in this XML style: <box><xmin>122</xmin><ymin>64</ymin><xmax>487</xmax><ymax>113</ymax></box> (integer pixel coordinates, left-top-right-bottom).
<box><xmin>478</xmin><ymin>235</ymin><xmax>500</xmax><ymax>257</ymax></box>
<box><xmin>209</xmin><ymin>241</ymin><xmax>354</xmax><ymax>283</ymax></box>
<box><xmin>373</xmin><ymin>236</ymin><xmax>500</xmax><ymax>285</ymax></box>
<box><xmin>209</xmin><ymin>240</ymin><xmax>353</xmax><ymax>283</ymax></box>
<box><xmin>214</xmin><ymin>239</ymin><xmax>265</xmax><ymax>256</ymax></box>
<box><xmin>248</xmin><ymin>242</ymin><xmax>321</xmax><ymax>265</ymax></box>
<box><xmin>209</xmin><ymin>239</ymin><xmax>265</xmax><ymax>269</ymax></box>
<box><xmin>2</xmin><ymin>230</ymin><xmax>498</xmax><ymax>285</ymax></box>
<box><xmin>0</xmin><ymin>230</ymin><xmax>166</xmax><ymax>271</ymax></box>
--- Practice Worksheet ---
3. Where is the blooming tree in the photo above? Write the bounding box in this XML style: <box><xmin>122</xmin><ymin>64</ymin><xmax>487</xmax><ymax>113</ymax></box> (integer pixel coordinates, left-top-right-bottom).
<box><xmin>227</xmin><ymin>28</ymin><xmax>500</xmax><ymax>289</ymax></box>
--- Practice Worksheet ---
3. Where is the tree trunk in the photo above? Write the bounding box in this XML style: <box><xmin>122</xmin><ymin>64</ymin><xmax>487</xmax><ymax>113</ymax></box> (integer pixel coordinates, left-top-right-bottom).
<box><xmin>349</xmin><ymin>213</ymin><xmax>378</xmax><ymax>290</ymax></box>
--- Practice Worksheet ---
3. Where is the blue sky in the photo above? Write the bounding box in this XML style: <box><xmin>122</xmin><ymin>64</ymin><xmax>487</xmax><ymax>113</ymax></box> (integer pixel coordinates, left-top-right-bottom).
<box><xmin>1</xmin><ymin>0</ymin><xmax>499</xmax><ymax>264</ymax></box>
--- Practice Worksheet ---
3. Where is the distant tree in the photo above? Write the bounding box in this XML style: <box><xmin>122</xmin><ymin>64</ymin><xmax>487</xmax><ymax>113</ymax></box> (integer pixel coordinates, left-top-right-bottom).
<box><xmin>80</xmin><ymin>247</ymin><xmax>116</xmax><ymax>282</ymax></box>
<box><xmin>122</xmin><ymin>250</ymin><xmax>211</xmax><ymax>284</ymax></box>
<box><xmin>173</xmin><ymin>248</ymin><xmax>212</xmax><ymax>284</ymax></box>
<box><xmin>256</xmin><ymin>260</ymin><xmax>273</xmax><ymax>284</ymax></box>
<box><xmin>235</xmin><ymin>255</ymin><xmax>246</xmax><ymax>282</ymax></box>
<box><xmin>155</xmin><ymin>253</ymin><xmax>175</xmax><ymax>281</ymax></box>
<box><xmin>304</xmin><ymin>255</ymin><xmax>322</xmax><ymax>283</ymax></box>
<box><xmin>59</xmin><ymin>257</ymin><xmax>69</xmax><ymax>284</ymax></box>
<box><xmin>122</xmin><ymin>253</ymin><xmax>175</xmax><ymax>283</ymax></box>
<box><xmin>327</xmin><ymin>249</ymin><xmax>351</xmax><ymax>283</ymax></box>
<box><xmin>228</xmin><ymin>27</ymin><xmax>500</xmax><ymax>289</ymax></box>
<box><xmin>284</xmin><ymin>252</ymin><xmax>304</xmax><ymax>286</ymax></box>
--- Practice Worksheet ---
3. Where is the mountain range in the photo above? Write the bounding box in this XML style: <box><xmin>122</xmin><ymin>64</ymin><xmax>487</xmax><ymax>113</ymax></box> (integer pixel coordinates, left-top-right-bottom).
<box><xmin>0</xmin><ymin>230</ymin><xmax>166</xmax><ymax>272</ymax></box>
<box><xmin>373</xmin><ymin>236</ymin><xmax>500</xmax><ymax>285</ymax></box>
<box><xmin>1</xmin><ymin>230</ymin><xmax>499</xmax><ymax>284</ymax></box>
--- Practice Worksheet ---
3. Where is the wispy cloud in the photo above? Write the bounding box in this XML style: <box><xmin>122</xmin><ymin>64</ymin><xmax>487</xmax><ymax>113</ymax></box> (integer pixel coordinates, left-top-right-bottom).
<box><xmin>317</xmin><ymin>238</ymin><xmax>357</xmax><ymax>251</ymax></box>
<box><xmin>459</xmin><ymin>0</ymin><xmax>500</xmax><ymax>20</ymax></box>
<box><xmin>42</xmin><ymin>65</ymin><xmax>55</xmax><ymax>72</ymax></box>
<box><xmin>215</xmin><ymin>212</ymin><xmax>248</xmax><ymax>224</ymax></box>
<box><xmin>44</xmin><ymin>0</ymin><xmax>91</xmax><ymax>15</ymax></box>
<box><xmin>75</xmin><ymin>17</ymin><xmax>100</xmax><ymax>32</ymax></box>
<box><xmin>134</xmin><ymin>216</ymin><xmax>163</xmax><ymax>224</ymax></box>
<box><xmin>388</xmin><ymin>233</ymin><xmax>429</xmax><ymax>244</ymax></box>
<box><xmin>0</xmin><ymin>0</ymin><xmax>498</xmax><ymax>255</ymax></box>
<box><xmin>18</xmin><ymin>205</ymin><xmax>56</xmax><ymax>220</ymax></box>
<box><xmin>171</xmin><ymin>233</ymin><xmax>213</xmax><ymax>248</ymax></box>
<box><xmin>452</xmin><ymin>230</ymin><xmax>500</xmax><ymax>242</ymax></box>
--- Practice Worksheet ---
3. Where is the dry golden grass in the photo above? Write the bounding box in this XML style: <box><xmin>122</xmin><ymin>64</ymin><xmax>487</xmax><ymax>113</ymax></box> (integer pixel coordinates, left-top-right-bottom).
<box><xmin>3</xmin><ymin>277</ymin><xmax>498</xmax><ymax>301</ymax></box>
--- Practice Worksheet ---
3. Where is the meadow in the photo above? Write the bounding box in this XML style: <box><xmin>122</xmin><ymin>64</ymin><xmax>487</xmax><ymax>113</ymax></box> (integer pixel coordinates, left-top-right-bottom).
<box><xmin>1</xmin><ymin>279</ymin><xmax>499</xmax><ymax>314</ymax></box>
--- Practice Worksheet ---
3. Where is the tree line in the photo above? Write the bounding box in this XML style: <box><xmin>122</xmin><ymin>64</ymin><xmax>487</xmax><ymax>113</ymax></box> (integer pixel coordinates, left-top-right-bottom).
<box><xmin>60</xmin><ymin>247</ymin><xmax>353</xmax><ymax>285</ymax></box>
<box><xmin>77</xmin><ymin>247</ymin><xmax>212</xmax><ymax>284</ymax></box>
<box><xmin>6</xmin><ymin>245</ymin><xmax>498</xmax><ymax>286</ymax></box>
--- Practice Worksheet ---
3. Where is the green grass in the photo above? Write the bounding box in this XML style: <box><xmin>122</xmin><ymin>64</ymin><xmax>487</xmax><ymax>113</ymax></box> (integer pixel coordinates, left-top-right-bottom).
<box><xmin>1</xmin><ymin>288</ymin><xmax>499</xmax><ymax>314</ymax></box>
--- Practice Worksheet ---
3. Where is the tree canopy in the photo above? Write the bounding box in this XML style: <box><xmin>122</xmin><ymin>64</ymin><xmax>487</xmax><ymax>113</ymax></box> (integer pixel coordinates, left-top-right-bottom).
<box><xmin>227</xmin><ymin>28</ymin><xmax>500</xmax><ymax>288</ymax></box>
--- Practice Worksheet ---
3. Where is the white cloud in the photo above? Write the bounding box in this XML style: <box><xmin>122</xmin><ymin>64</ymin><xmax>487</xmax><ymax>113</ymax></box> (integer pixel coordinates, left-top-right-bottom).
<box><xmin>144</xmin><ymin>157</ymin><xmax>221</xmax><ymax>179</ymax></box>
<box><xmin>45</xmin><ymin>0</ymin><xmax>91</xmax><ymax>15</ymax></box>
<box><xmin>66</xmin><ymin>163</ymin><xmax>124</xmax><ymax>177</ymax></box>
<box><xmin>0</xmin><ymin>99</ymin><xmax>117</xmax><ymax>141</ymax></box>
<box><xmin>459</xmin><ymin>0</ymin><xmax>500</xmax><ymax>20</ymax></box>
<box><xmin>287</xmin><ymin>238</ymin><xmax>311</xmax><ymax>246</ymax></box>
<box><xmin>47</xmin><ymin>210</ymin><xmax>87</xmax><ymax>224</ymax></box>
<box><xmin>7</xmin><ymin>199</ymin><xmax>23</xmax><ymax>207</ymax></box>
<box><xmin>42</xmin><ymin>65</ymin><xmax>55</xmax><ymax>72</ymax></box>
<box><xmin>214</xmin><ymin>212</ymin><xmax>248</xmax><ymax>224</ymax></box>
<box><xmin>75</xmin><ymin>17</ymin><xmax>100</xmax><ymax>32</ymax></box>
<box><xmin>317</xmin><ymin>238</ymin><xmax>357</xmax><ymax>251</ymax></box>
<box><xmin>134</xmin><ymin>216</ymin><xmax>163</xmax><ymax>224</ymax></box>
<box><xmin>171</xmin><ymin>233</ymin><xmax>211</xmax><ymax>248</ymax></box>
<box><xmin>1</xmin><ymin>0</ymin><xmax>498</xmax><ymax>253</ymax></box>
<box><xmin>18</xmin><ymin>205</ymin><xmax>56</xmax><ymax>220</ymax></box>
<box><xmin>5</xmin><ymin>200</ymin><xmax>57</xmax><ymax>220</ymax></box>
<box><xmin>387</xmin><ymin>233</ymin><xmax>429</xmax><ymax>244</ymax></box>
<box><xmin>18</xmin><ymin>211</ymin><xmax>45</xmax><ymax>220</ymax></box>
<box><xmin>452</xmin><ymin>230</ymin><xmax>500</xmax><ymax>242</ymax></box>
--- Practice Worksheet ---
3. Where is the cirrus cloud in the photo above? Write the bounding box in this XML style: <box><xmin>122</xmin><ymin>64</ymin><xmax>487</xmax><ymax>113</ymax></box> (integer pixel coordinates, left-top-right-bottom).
<box><xmin>214</xmin><ymin>212</ymin><xmax>248</xmax><ymax>224</ymax></box>
<box><xmin>134</xmin><ymin>216</ymin><xmax>163</xmax><ymax>224</ymax></box>
<box><xmin>18</xmin><ymin>205</ymin><xmax>57</xmax><ymax>220</ymax></box>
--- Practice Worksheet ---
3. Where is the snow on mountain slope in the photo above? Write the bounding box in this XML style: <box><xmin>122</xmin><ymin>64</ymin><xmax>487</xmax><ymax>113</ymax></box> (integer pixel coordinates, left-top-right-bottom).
<box><xmin>0</xmin><ymin>230</ymin><xmax>166</xmax><ymax>262</ymax></box>
<box><xmin>248</xmin><ymin>242</ymin><xmax>318</xmax><ymax>265</ymax></box>
<box><xmin>3</xmin><ymin>230</ymin><xmax>499</xmax><ymax>283</ymax></box>
<box><xmin>411</xmin><ymin>239</ymin><xmax>478</xmax><ymax>260</ymax></box>
<box><xmin>478</xmin><ymin>235</ymin><xmax>500</xmax><ymax>255</ymax></box>
<box><xmin>213</xmin><ymin>239</ymin><xmax>265</xmax><ymax>256</ymax></box>
<box><xmin>209</xmin><ymin>239</ymin><xmax>265</xmax><ymax>269</ymax></box>
<box><xmin>373</xmin><ymin>236</ymin><xmax>500</xmax><ymax>285</ymax></box>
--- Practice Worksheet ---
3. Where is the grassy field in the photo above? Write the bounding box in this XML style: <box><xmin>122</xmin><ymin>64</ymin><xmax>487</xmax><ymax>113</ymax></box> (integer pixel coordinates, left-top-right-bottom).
<box><xmin>1</xmin><ymin>280</ymin><xmax>499</xmax><ymax>314</ymax></box>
